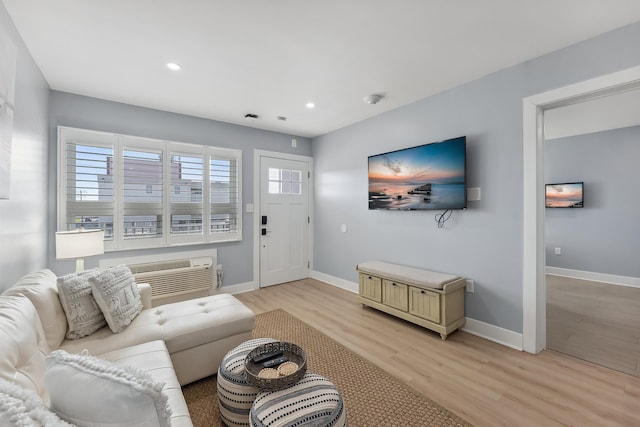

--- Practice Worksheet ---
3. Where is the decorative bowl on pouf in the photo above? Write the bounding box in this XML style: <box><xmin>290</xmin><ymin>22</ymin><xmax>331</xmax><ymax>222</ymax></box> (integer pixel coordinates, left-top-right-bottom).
<box><xmin>244</xmin><ymin>341</ymin><xmax>307</xmax><ymax>390</ymax></box>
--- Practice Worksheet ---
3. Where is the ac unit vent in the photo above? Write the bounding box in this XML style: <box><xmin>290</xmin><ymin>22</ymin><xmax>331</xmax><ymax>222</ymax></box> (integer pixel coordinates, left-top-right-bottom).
<box><xmin>129</xmin><ymin>259</ymin><xmax>191</xmax><ymax>274</ymax></box>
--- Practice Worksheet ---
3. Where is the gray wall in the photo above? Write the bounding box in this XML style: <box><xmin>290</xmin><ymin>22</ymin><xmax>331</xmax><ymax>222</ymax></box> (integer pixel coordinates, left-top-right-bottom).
<box><xmin>48</xmin><ymin>91</ymin><xmax>311</xmax><ymax>284</ymax></box>
<box><xmin>545</xmin><ymin>125</ymin><xmax>640</xmax><ymax>277</ymax></box>
<box><xmin>312</xmin><ymin>22</ymin><xmax>640</xmax><ymax>334</ymax></box>
<box><xmin>0</xmin><ymin>2</ymin><xmax>50</xmax><ymax>291</ymax></box>
<box><xmin>4</xmin><ymin>0</ymin><xmax>640</xmax><ymax>331</ymax></box>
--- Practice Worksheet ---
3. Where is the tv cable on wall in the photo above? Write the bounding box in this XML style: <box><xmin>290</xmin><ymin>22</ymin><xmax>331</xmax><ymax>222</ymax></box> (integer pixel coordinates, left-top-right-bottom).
<box><xmin>435</xmin><ymin>209</ymin><xmax>452</xmax><ymax>228</ymax></box>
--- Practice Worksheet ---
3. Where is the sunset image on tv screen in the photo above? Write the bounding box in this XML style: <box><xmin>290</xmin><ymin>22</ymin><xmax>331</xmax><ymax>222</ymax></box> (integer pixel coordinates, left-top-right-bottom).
<box><xmin>545</xmin><ymin>182</ymin><xmax>583</xmax><ymax>208</ymax></box>
<box><xmin>368</xmin><ymin>137</ymin><xmax>466</xmax><ymax>210</ymax></box>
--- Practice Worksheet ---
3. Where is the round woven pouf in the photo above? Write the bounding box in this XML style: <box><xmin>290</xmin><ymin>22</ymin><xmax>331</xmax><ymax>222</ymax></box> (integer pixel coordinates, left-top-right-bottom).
<box><xmin>249</xmin><ymin>372</ymin><xmax>347</xmax><ymax>427</ymax></box>
<box><xmin>218</xmin><ymin>338</ymin><xmax>278</xmax><ymax>427</ymax></box>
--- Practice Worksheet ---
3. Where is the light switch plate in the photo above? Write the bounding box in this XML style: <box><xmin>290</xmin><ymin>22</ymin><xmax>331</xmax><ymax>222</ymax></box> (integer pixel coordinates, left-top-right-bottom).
<box><xmin>466</xmin><ymin>279</ymin><xmax>475</xmax><ymax>293</ymax></box>
<box><xmin>467</xmin><ymin>187</ymin><xmax>481</xmax><ymax>201</ymax></box>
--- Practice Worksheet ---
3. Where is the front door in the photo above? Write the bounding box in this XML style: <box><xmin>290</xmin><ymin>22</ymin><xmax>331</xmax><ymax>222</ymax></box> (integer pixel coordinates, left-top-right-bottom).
<box><xmin>259</xmin><ymin>156</ymin><xmax>310</xmax><ymax>287</ymax></box>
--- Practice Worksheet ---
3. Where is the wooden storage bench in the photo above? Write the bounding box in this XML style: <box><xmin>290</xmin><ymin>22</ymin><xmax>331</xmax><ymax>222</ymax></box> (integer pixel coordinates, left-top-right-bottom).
<box><xmin>356</xmin><ymin>261</ymin><xmax>465</xmax><ymax>340</ymax></box>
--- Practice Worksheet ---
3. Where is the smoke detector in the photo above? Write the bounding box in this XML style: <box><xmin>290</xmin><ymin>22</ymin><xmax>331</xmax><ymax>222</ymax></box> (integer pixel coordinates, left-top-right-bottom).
<box><xmin>363</xmin><ymin>94</ymin><xmax>383</xmax><ymax>105</ymax></box>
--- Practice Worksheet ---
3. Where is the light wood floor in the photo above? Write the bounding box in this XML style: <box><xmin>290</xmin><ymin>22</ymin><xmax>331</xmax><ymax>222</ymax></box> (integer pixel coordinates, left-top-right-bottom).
<box><xmin>235</xmin><ymin>278</ymin><xmax>640</xmax><ymax>427</ymax></box>
<box><xmin>547</xmin><ymin>274</ymin><xmax>640</xmax><ymax>378</ymax></box>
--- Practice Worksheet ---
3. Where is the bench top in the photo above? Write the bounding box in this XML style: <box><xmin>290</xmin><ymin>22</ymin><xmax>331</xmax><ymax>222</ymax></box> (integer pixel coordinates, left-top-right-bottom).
<box><xmin>356</xmin><ymin>260</ymin><xmax>461</xmax><ymax>290</ymax></box>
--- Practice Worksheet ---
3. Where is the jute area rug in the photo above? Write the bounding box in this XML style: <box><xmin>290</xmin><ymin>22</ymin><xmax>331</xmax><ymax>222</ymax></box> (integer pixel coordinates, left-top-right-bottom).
<box><xmin>182</xmin><ymin>309</ymin><xmax>471</xmax><ymax>426</ymax></box>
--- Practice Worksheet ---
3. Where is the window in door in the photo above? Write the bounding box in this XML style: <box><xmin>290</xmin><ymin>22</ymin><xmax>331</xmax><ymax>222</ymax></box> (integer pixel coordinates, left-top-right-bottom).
<box><xmin>268</xmin><ymin>168</ymin><xmax>302</xmax><ymax>195</ymax></box>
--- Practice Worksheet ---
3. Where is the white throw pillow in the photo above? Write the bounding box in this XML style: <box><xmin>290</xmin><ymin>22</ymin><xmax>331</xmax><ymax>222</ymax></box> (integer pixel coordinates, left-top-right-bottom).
<box><xmin>89</xmin><ymin>265</ymin><xmax>142</xmax><ymax>333</ymax></box>
<box><xmin>57</xmin><ymin>269</ymin><xmax>106</xmax><ymax>339</ymax></box>
<box><xmin>0</xmin><ymin>378</ymin><xmax>72</xmax><ymax>427</ymax></box>
<box><xmin>43</xmin><ymin>350</ymin><xmax>171</xmax><ymax>427</ymax></box>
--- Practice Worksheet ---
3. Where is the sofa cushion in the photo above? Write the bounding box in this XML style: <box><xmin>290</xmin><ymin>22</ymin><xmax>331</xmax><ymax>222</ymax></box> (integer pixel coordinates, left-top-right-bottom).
<box><xmin>0</xmin><ymin>295</ymin><xmax>50</xmax><ymax>403</ymax></box>
<box><xmin>2</xmin><ymin>269</ymin><xmax>67</xmax><ymax>350</ymax></box>
<box><xmin>44</xmin><ymin>349</ymin><xmax>172</xmax><ymax>427</ymax></box>
<box><xmin>89</xmin><ymin>265</ymin><xmax>142</xmax><ymax>333</ymax></box>
<box><xmin>0</xmin><ymin>378</ymin><xmax>72</xmax><ymax>427</ymax></box>
<box><xmin>59</xmin><ymin>293</ymin><xmax>255</xmax><ymax>356</ymax></box>
<box><xmin>98</xmin><ymin>340</ymin><xmax>192</xmax><ymax>427</ymax></box>
<box><xmin>57</xmin><ymin>269</ymin><xmax>106</xmax><ymax>339</ymax></box>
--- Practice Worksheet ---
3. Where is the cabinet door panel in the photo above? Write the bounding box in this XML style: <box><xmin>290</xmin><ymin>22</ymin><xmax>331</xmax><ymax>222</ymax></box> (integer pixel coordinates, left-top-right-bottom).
<box><xmin>359</xmin><ymin>274</ymin><xmax>382</xmax><ymax>302</ymax></box>
<box><xmin>382</xmin><ymin>280</ymin><xmax>408</xmax><ymax>311</ymax></box>
<box><xmin>409</xmin><ymin>287</ymin><xmax>440</xmax><ymax>323</ymax></box>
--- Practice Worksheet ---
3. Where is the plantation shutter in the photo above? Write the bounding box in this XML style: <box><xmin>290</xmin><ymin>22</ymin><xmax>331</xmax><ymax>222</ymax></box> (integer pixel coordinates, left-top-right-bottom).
<box><xmin>59</xmin><ymin>127</ymin><xmax>242</xmax><ymax>250</ymax></box>
<box><xmin>59</xmin><ymin>128</ymin><xmax>116</xmax><ymax>244</ymax></box>
<box><xmin>210</xmin><ymin>149</ymin><xmax>240</xmax><ymax>239</ymax></box>
<box><xmin>169</xmin><ymin>147</ymin><xmax>204</xmax><ymax>242</ymax></box>
<box><xmin>120</xmin><ymin>136</ymin><xmax>164</xmax><ymax>246</ymax></box>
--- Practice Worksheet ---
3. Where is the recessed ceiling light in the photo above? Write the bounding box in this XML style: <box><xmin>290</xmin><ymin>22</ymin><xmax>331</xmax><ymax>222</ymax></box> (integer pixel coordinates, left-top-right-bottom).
<box><xmin>305</xmin><ymin>102</ymin><xmax>315</xmax><ymax>109</ymax></box>
<box><xmin>166</xmin><ymin>62</ymin><xmax>182</xmax><ymax>71</ymax></box>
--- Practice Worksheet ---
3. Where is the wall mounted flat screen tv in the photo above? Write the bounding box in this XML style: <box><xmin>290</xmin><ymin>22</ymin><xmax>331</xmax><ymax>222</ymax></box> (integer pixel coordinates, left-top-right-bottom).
<box><xmin>545</xmin><ymin>182</ymin><xmax>584</xmax><ymax>208</ymax></box>
<box><xmin>368</xmin><ymin>136</ymin><xmax>466</xmax><ymax>210</ymax></box>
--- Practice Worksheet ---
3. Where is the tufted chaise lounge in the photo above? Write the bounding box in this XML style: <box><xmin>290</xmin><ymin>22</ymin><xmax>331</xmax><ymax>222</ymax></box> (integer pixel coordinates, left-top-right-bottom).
<box><xmin>58</xmin><ymin>281</ymin><xmax>255</xmax><ymax>385</ymax></box>
<box><xmin>0</xmin><ymin>269</ymin><xmax>256</xmax><ymax>426</ymax></box>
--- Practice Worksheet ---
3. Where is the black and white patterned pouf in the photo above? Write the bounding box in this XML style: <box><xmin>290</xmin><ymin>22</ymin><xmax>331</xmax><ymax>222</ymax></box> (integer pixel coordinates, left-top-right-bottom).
<box><xmin>218</xmin><ymin>338</ymin><xmax>278</xmax><ymax>427</ymax></box>
<box><xmin>250</xmin><ymin>372</ymin><xmax>347</xmax><ymax>427</ymax></box>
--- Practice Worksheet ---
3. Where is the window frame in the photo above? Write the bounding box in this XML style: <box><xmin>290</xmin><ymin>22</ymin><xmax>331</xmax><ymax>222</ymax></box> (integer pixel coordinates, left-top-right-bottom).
<box><xmin>57</xmin><ymin>126</ymin><xmax>242</xmax><ymax>252</ymax></box>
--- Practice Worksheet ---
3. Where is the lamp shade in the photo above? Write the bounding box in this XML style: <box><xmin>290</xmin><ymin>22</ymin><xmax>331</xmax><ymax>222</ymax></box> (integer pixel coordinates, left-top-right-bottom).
<box><xmin>55</xmin><ymin>229</ymin><xmax>105</xmax><ymax>259</ymax></box>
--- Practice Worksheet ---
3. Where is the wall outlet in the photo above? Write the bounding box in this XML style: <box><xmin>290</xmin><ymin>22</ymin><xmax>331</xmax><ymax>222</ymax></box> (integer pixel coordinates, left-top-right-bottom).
<box><xmin>465</xmin><ymin>279</ymin><xmax>475</xmax><ymax>293</ymax></box>
<box><xmin>555</xmin><ymin>247</ymin><xmax>562</xmax><ymax>255</ymax></box>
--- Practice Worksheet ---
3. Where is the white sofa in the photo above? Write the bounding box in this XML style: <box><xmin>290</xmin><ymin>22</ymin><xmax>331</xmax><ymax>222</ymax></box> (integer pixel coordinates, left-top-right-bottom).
<box><xmin>0</xmin><ymin>269</ymin><xmax>255</xmax><ymax>426</ymax></box>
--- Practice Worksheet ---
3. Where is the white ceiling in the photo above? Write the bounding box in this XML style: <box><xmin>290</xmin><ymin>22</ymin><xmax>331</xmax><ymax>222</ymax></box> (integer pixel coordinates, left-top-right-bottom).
<box><xmin>4</xmin><ymin>1</ymin><xmax>640</xmax><ymax>138</ymax></box>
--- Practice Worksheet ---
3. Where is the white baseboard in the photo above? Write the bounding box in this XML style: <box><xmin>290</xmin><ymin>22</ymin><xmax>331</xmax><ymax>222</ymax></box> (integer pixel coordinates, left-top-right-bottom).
<box><xmin>215</xmin><ymin>281</ymin><xmax>256</xmax><ymax>295</ymax></box>
<box><xmin>312</xmin><ymin>270</ymin><xmax>523</xmax><ymax>350</ymax></box>
<box><xmin>546</xmin><ymin>266</ymin><xmax>640</xmax><ymax>289</ymax></box>
<box><xmin>462</xmin><ymin>318</ymin><xmax>523</xmax><ymax>351</ymax></box>
<box><xmin>311</xmin><ymin>270</ymin><xmax>358</xmax><ymax>293</ymax></box>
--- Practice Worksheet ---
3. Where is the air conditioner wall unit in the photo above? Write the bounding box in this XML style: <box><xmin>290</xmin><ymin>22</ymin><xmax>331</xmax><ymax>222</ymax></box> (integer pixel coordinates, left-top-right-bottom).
<box><xmin>127</xmin><ymin>256</ymin><xmax>214</xmax><ymax>307</ymax></box>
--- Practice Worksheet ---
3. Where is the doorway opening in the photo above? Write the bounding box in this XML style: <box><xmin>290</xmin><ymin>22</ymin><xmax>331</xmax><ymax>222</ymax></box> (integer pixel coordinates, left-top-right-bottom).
<box><xmin>522</xmin><ymin>65</ymin><xmax>640</xmax><ymax>354</ymax></box>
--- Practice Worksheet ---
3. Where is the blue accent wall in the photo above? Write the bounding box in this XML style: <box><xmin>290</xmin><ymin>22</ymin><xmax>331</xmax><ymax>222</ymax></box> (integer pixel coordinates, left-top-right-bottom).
<box><xmin>311</xmin><ymin>23</ymin><xmax>640</xmax><ymax>333</ymax></box>
<box><xmin>545</xmin><ymin>125</ymin><xmax>640</xmax><ymax>277</ymax></box>
<box><xmin>3</xmin><ymin>0</ymin><xmax>640</xmax><ymax>332</ymax></box>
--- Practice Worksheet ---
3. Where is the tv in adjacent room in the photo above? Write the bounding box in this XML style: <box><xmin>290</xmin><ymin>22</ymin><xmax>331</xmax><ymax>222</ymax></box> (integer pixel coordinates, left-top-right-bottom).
<box><xmin>368</xmin><ymin>136</ymin><xmax>466</xmax><ymax>210</ymax></box>
<box><xmin>545</xmin><ymin>182</ymin><xmax>584</xmax><ymax>208</ymax></box>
